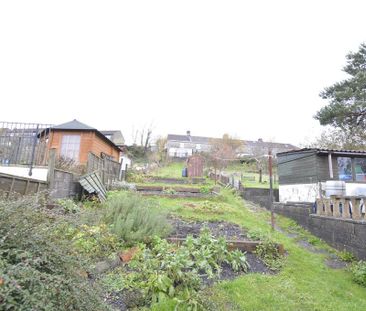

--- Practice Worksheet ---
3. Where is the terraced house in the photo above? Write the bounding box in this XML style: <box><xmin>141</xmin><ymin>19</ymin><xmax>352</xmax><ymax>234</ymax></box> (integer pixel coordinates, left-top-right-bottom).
<box><xmin>166</xmin><ymin>131</ymin><xmax>297</xmax><ymax>159</ymax></box>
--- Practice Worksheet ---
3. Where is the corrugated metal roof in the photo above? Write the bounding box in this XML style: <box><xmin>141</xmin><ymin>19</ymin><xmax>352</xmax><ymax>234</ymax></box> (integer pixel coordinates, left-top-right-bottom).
<box><xmin>277</xmin><ymin>148</ymin><xmax>366</xmax><ymax>156</ymax></box>
<box><xmin>79</xmin><ymin>172</ymin><xmax>107</xmax><ymax>201</ymax></box>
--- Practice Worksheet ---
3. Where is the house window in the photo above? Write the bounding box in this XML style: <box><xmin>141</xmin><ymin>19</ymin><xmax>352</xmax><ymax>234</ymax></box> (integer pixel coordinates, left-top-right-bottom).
<box><xmin>354</xmin><ymin>158</ymin><xmax>366</xmax><ymax>181</ymax></box>
<box><xmin>60</xmin><ymin>135</ymin><xmax>80</xmax><ymax>162</ymax></box>
<box><xmin>337</xmin><ymin>157</ymin><xmax>353</xmax><ymax>181</ymax></box>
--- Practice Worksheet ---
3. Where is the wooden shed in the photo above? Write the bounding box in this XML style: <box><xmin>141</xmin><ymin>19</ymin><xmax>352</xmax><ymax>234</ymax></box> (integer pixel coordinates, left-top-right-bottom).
<box><xmin>277</xmin><ymin>148</ymin><xmax>366</xmax><ymax>202</ymax></box>
<box><xmin>41</xmin><ymin>120</ymin><xmax>121</xmax><ymax>165</ymax></box>
<box><xmin>187</xmin><ymin>154</ymin><xmax>204</xmax><ymax>177</ymax></box>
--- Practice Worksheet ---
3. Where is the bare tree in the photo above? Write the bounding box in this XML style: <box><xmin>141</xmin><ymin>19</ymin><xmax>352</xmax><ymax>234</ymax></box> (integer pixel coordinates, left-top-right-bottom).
<box><xmin>206</xmin><ymin>134</ymin><xmax>242</xmax><ymax>184</ymax></box>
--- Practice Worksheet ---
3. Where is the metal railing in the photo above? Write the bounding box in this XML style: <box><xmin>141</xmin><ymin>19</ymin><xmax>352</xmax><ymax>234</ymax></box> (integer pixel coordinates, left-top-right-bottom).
<box><xmin>0</xmin><ymin>121</ymin><xmax>53</xmax><ymax>174</ymax></box>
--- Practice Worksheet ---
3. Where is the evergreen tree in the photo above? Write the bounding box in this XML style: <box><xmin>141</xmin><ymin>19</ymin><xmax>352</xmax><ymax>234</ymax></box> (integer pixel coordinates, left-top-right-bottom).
<box><xmin>315</xmin><ymin>43</ymin><xmax>366</xmax><ymax>141</ymax></box>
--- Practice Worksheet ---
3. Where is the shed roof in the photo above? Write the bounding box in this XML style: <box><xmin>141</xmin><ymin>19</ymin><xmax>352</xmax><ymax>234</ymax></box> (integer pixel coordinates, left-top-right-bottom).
<box><xmin>52</xmin><ymin>119</ymin><xmax>96</xmax><ymax>131</ymax></box>
<box><xmin>277</xmin><ymin>148</ymin><xmax>366</xmax><ymax>157</ymax></box>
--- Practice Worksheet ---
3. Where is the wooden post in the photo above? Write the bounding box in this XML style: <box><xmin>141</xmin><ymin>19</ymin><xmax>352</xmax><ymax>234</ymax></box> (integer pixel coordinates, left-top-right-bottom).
<box><xmin>47</xmin><ymin>148</ymin><xmax>56</xmax><ymax>190</ymax></box>
<box><xmin>268</xmin><ymin>150</ymin><xmax>275</xmax><ymax>230</ymax></box>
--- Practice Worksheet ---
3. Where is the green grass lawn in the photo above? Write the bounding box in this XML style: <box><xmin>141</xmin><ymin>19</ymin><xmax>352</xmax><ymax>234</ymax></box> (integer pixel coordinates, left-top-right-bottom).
<box><xmin>151</xmin><ymin>162</ymin><xmax>186</xmax><ymax>178</ymax></box>
<box><xmin>147</xmin><ymin>189</ymin><xmax>366</xmax><ymax>310</ymax></box>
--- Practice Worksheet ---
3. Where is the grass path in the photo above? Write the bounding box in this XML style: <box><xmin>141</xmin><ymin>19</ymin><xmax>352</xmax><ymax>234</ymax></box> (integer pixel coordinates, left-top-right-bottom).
<box><xmin>148</xmin><ymin>190</ymin><xmax>366</xmax><ymax>310</ymax></box>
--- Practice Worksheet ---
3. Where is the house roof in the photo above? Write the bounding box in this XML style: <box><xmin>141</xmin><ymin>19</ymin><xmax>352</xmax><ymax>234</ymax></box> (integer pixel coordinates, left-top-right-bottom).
<box><xmin>167</xmin><ymin>133</ymin><xmax>298</xmax><ymax>150</ymax></box>
<box><xmin>167</xmin><ymin>134</ymin><xmax>214</xmax><ymax>144</ymax></box>
<box><xmin>100</xmin><ymin>130</ymin><xmax>125</xmax><ymax>146</ymax></box>
<box><xmin>277</xmin><ymin>148</ymin><xmax>366</xmax><ymax>157</ymax></box>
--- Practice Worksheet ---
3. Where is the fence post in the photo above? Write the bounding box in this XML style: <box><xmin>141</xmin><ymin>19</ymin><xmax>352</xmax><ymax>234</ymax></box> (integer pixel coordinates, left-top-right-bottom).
<box><xmin>47</xmin><ymin>148</ymin><xmax>56</xmax><ymax>190</ymax></box>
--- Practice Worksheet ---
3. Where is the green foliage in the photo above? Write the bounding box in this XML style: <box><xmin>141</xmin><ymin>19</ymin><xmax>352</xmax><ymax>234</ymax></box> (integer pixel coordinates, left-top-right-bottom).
<box><xmin>350</xmin><ymin>261</ymin><xmax>366</xmax><ymax>287</ymax></box>
<box><xmin>255</xmin><ymin>238</ymin><xmax>285</xmax><ymax>271</ymax></box>
<box><xmin>199</xmin><ymin>185</ymin><xmax>212</xmax><ymax>194</ymax></box>
<box><xmin>68</xmin><ymin>224</ymin><xmax>122</xmax><ymax>259</ymax></box>
<box><xmin>247</xmin><ymin>228</ymin><xmax>268</xmax><ymax>241</ymax></box>
<box><xmin>338</xmin><ymin>250</ymin><xmax>357</xmax><ymax>263</ymax></box>
<box><xmin>0</xmin><ymin>196</ymin><xmax>108</xmax><ymax>311</ymax></box>
<box><xmin>102</xmin><ymin>228</ymin><xmax>249</xmax><ymax>309</ymax></box>
<box><xmin>104</xmin><ymin>192</ymin><xmax>171</xmax><ymax>244</ymax></box>
<box><xmin>56</xmin><ymin>198</ymin><xmax>80</xmax><ymax>214</ymax></box>
<box><xmin>162</xmin><ymin>187</ymin><xmax>177</xmax><ymax>194</ymax></box>
<box><xmin>126</xmin><ymin>171</ymin><xmax>146</xmax><ymax>183</ymax></box>
<box><xmin>316</xmin><ymin>43</ymin><xmax>366</xmax><ymax>143</ymax></box>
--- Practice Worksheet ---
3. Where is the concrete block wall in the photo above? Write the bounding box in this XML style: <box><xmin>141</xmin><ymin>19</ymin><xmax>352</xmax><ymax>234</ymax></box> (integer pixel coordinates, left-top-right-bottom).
<box><xmin>241</xmin><ymin>188</ymin><xmax>279</xmax><ymax>209</ymax></box>
<box><xmin>273</xmin><ymin>202</ymin><xmax>366</xmax><ymax>259</ymax></box>
<box><xmin>50</xmin><ymin>169</ymin><xmax>81</xmax><ymax>199</ymax></box>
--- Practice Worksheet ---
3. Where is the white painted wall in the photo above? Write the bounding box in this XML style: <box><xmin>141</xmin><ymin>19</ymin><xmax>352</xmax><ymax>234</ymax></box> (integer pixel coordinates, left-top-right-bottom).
<box><xmin>280</xmin><ymin>182</ymin><xmax>366</xmax><ymax>203</ymax></box>
<box><xmin>279</xmin><ymin>183</ymin><xmax>320</xmax><ymax>203</ymax></box>
<box><xmin>168</xmin><ymin>147</ymin><xmax>193</xmax><ymax>158</ymax></box>
<box><xmin>0</xmin><ymin>166</ymin><xmax>48</xmax><ymax>181</ymax></box>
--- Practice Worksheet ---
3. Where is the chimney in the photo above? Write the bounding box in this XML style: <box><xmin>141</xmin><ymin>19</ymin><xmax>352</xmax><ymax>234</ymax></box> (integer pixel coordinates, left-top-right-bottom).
<box><xmin>187</xmin><ymin>130</ymin><xmax>191</xmax><ymax>137</ymax></box>
<box><xmin>258</xmin><ymin>138</ymin><xmax>263</xmax><ymax>143</ymax></box>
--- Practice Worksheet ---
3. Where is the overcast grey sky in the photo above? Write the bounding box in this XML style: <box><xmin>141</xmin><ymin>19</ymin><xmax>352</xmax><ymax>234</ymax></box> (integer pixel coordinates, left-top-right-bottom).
<box><xmin>0</xmin><ymin>1</ymin><xmax>365</xmax><ymax>145</ymax></box>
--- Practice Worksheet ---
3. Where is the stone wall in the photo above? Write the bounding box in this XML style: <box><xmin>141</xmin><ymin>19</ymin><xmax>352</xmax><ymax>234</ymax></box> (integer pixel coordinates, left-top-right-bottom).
<box><xmin>273</xmin><ymin>202</ymin><xmax>366</xmax><ymax>259</ymax></box>
<box><xmin>241</xmin><ymin>188</ymin><xmax>279</xmax><ymax>209</ymax></box>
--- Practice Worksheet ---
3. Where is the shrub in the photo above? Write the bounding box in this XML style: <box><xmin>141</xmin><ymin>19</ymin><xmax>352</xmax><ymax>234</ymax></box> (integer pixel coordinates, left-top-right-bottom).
<box><xmin>103</xmin><ymin>192</ymin><xmax>171</xmax><ymax>244</ymax></box>
<box><xmin>0</xmin><ymin>196</ymin><xmax>108</xmax><ymax>310</ymax></box>
<box><xmin>57</xmin><ymin>198</ymin><xmax>80</xmax><ymax>214</ymax></box>
<box><xmin>350</xmin><ymin>261</ymin><xmax>366</xmax><ymax>287</ymax></box>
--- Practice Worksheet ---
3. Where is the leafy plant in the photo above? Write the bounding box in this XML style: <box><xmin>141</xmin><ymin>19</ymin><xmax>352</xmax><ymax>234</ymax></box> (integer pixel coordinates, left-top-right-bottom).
<box><xmin>338</xmin><ymin>250</ymin><xmax>356</xmax><ymax>263</ymax></box>
<box><xmin>350</xmin><ymin>261</ymin><xmax>366</xmax><ymax>287</ymax></box>
<box><xmin>102</xmin><ymin>227</ymin><xmax>249</xmax><ymax>309</ymax></box>
<box><xmin>255</xmin><ymin>238</ymin><xmax>285</xmax><ymax>271</ymax></box>
<box><xmin>69</xmin><ymin>224</ymin><xmax>122</xmax><ymax>259</ymax></box>
<box><xmin>104</xmin><ymin>192</ymin><xmax>171</xmax><ymax>244</ymax></box>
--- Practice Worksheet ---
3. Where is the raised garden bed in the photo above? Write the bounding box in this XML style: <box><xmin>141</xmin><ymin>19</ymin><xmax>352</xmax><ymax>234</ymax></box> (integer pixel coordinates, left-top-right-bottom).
<box><xmin>147</xmin><ymin>177</ymin><xmax>206</xmax><ymax>184</ymax></box>
<box><xmin>168</xmin><ymin>217</ymin><xmax>284</xmax><ymax>255</ymax></box>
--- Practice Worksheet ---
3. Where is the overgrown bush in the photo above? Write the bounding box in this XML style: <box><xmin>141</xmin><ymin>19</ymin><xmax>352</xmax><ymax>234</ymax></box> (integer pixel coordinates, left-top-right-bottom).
<box><xmin>350</xmin><ymin>261</ymin><xmax>366</xmax><ymax>287</ymax></box>
<box><xmin>0</xmin><ymin>196</ymin><xmax>108</xmax><ymax>310</ymax></box>
<box><xmin>103</xmin><ymin>192</ymin><xmax>171</xmax><ymax>244</ymax></box>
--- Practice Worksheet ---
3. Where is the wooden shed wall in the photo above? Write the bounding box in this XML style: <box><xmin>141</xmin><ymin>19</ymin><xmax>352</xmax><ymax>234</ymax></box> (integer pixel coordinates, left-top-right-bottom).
<box><xmin>47</xmin><ymin>131</ymin><xmax>120</xmax><ymax>165</ymax></box>
<box><xmin>278</xmin><ymin>151</ymin><xmax>318</xmax><ymax>185</ymax></box>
